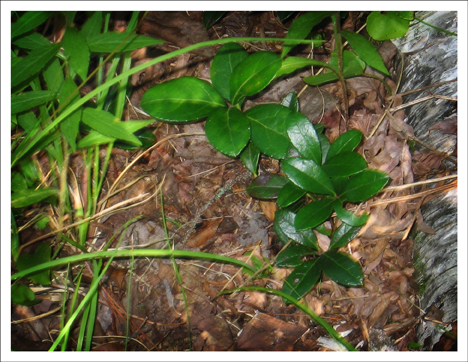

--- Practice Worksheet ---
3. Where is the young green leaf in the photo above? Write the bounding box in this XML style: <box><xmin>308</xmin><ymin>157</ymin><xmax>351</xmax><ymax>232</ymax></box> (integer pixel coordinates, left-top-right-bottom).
<box><xmin>326</xmin><ymin>129</ymin><xmax>363</xmax><ymax>160</ymax></box>
<box><xmin>16</xmin><ymin>243</ymin><xmax>52</xmax><ymax>286</ymax></box>
<box><xmin>12</xmin><ymin>32</ymin><xmax>51</xmax><ymax>50</ymax></box>
<box><xmin>80</xmin><ymin>11</ymin><xmax>103</xmax><ymax>40</ymax></box>
<box><xmin>140</xmin><ymin>77</ymin><xmax>226</xmax><ymax>122</ymax></box>
<box><xmin>282</xmin><ymin>157</ymin><xmax>336</xmax><ymax>195</ymax></box>
<box><xmin>277</xmin><ymin>181</ymin><xmax>306</xmax><ymax>208</ymax></box>
<box><xmin>322</xmin><ymin>152</ymin><xmax>367</xmax><ymax>177</ymax></box>
<box><xmin>276</xmin><ymin>56</ymin><xmax>330</xmax><ymax>78</ymax></box>
<box><xmin>240</xmin><ymin>142</ymin><xmax>261</xmax><ymax>176</ymax></box>
<box><xmin>276</xmin><ymin>243</ymin><xmax>315</xmax><ymax>267</ymax></box>
<box><xmin>281</xmin><ymin>92</ymin><xmax>300</xmax><ymax>112</ymax></box>
<box><xmin>340</xmin><ymin>169</ymin><xmax>389</xmax><ymax>203</ymax></box>
<box><xmin>211</xmin><ymin>43</ymin><xmax>248</xmax><ymax>102</ymax></box>
<box><xmin>246</xmin><ymin>173</ymin><xmax>288</xmax><ymax>200</ymax></box>
<box><xmin>340</xmin><ymin>29</ymin><xmax>390</xmax><ymax>75</ymax></box>
<box><xmin>11</xmin><ymin>187</ymin><xmax>58</xmax><ymax>208</ymax></box>
<box><xmin>63</xmin><ymin>26</ymin><xmax>90</xmax><ymax>82</ymax></box>
<box><xmin>329</xmin><ymin>223</ymin><xmax>361</xmax><ymax>250</ymax></box>
<box><xmin>282</xmin><ymin>11</ymin><xmax>332</xmax><ymax>57</ymax></box>
<box><xmin>11</xmin><ymin>42</ymin><xmax>62</xmax><ymax>89</ymax></box>
<box><xmin>86</xmin><ymin>32</ymin><xmax>165</xmax><ymax>53</ymax></box>
<box><xmin>287</xmin><ymin>114</ymin><xmax>322</xmax><ymax>164</ymax></box>
<box><xmin>282</xmin><ymin>258</ymin><xmax>322</xmax><ymax>301</ymax></box>
<box><xmin>81</xmin><ymin>108</ymin><xmax>141</xmax><ymax>146</ymax></box>
<box><xmin>295</xmin><ymin>198</ymin><xmax>335</xmax><ymax>230</ymax></box>
<box><xmin>230</xmin><ymin>51</ymin><xmax>282</xmax><ymax>105</ymax></box>
<box><xmin>11</xmin><ymin>11</ymin><xmax>51</xmax><ymax>39</ymax></box>
<box><xmin>11</xmin><ymin>91</ymin><xmax>57</xmax><ymax>115</ymax></box>
<box><xmin>11</xmin><ymin>284</ymin><xmax>40</xmax><ymax>306</ymax></box>
<box><xmin>333</xmin><ymin>201</ymin><xmax>369</xmax><ymax>227</ymax></box>
<box><xmin>274</xmin><ymin>209</ymin><xmax>318</xmax><ymax>249</ymax></box>
<box><xmin>246</xmin><ymin>104</ymin><xmax>295</xmax><ymax>159</ymax></box>
<box><xmin>366</xmin><ymin>11</ymin><xmax>411</xmax><ymax>41</ymax></box>
<box><xmin>205</xmin><ymin>107</ymin><xmax>250</xmax><ymax>157</ymax></box>
<box><xmin>319</xmin><ymin>250</ymin><xmax>363</xmax><ymax>286</ymax></box>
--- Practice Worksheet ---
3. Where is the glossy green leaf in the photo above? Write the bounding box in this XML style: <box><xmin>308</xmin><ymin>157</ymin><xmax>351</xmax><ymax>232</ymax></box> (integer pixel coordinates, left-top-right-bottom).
<box><xmin>340</xmin><ymin>169</ymin><xmax>389</xmax><ymax>202</ymax></box>
<box><xmin>240</xmin><ymin>142</ymin><xmax>261</xmax><ymax>176</ymax></box>
<box><xmin>322</xmin><ymin>152</ymin><xmax>367</xmax><ymax>177</ymax></box>
<box><xmin>317</xmin><ymin>132</ymin><xmax>330</xmax><ymax>165</ymax></box>
<box><xmin>319</xmin><ymin>250</ymin><xmax>363</xmax><ymax>286</ymax></box>
<box><xmin>203</xmin><ymin>11</ymin><xmax>227</xmax><ymax>29</ymax></box>
<box><xmin>205</xmin><ymin>107</ymin><xmax>250</xmax><ymax>157</ymax></box>
<box><xmin>287</xmin><ymin>114</ymin><xmax>321</xmax><ymax>164</ymax></box>
<box><xmin>333</xmin><ymin>201</ymin><xmax>369</xmax><ymax>227</ymax></box>
<box><xmin>282</xmin><ymin>11</ymin><xmax>332</xmax><ymax>57</ymax></box>
<box><xmin>366</xmin><ymin>12</ymin><xmax>411</xmax><ymax>41</ymax></box>
<box><xmin>11</xmin><ymin>91</ymin><xmax>57</xmax><ymax>115</ymax></box>
<box><xmin>246</xmin><ymin>173</ymin><xmax>288</xmax><ymax>200</ymax></box>
<box><xmin>12</xmin><ymin>32</ymin><xmax>51</xmax><ymax>50</ymax></box>
<box><xmin>246</xmin><ymin>104</ymin><xmax>295</xmax><ymax>159</ymax></box>
<box><xmin>295</xmin><ymin>198</ymin><xmax>335</xmax><ymax>230</ymax></box>
<box><xmin>281</xmin><ymin>92</ymin><xmax>300</xmax><ymax>112</ymax></box>
<box><xmin>274</xmin><ymin>209</ymin><xmax>318</xmax><ymax>249</ymax></box>
<box><xmin>276</xmin><ymin>243</ymin><xmax>315</xmax><ymax>267</ymax></box>
<box><xmin>230</xmin><ymin>51</ymin><xmax>282</xmax><ymax>105</ymax></box>
<box><xmin>326</xmin><ymin>129</ymin><xmax>363</xmax><ymax>160</ymax></box>
<box><xmin>211</xmin><ymin>43</ymin><xmax>248</xmax><ymax>102</ymax></box>
<box><xmin>278</xmin><ymin>181</ymin><xmax>306</xmax><ymax>208</ymax></box>
<box><xmin>11</xmin><ymin>42</ymin><xmax>62</xmax><ymax>89</ymax></box>
<box><xmin>329</xmin><ymin>223</ymin><xmax>362</xmax><ymax>250</ymax></box>
<box><xmin>63</xmin><ymin>26</ymin><xmax>90</xmax><ymax>81</ymax></box>
<box><xmin>78</xmin><ymin>120</ymin><xmax>154</xmax><ymax>148</ymax></box>
<box><xmin>81</xmin><ymin>108</ymin><xmax>141</xmax><ymax>146</ymax></box>
<box><xmin>11</xmin><ymin>284</ymin><xmax>40</xmax><ymax>306</ymax></box>
<box><xmin>11</xmin><ymin>11</ymin><xmax>51</xmax><ymax>39</ymax></box>
<box><xmin>282</xmin><ymin>258</ymin><xmax>322</xmax><ymax>301</ymax></box>
<box><xmin>141</xmin><ymin>77</ymin><xmax>226</xmax><ymax>122</ymax></box>
<box><xmin>80</xmin><ymin>11</ymin><xmax>102</xmax><ymax>40</ymax></box>
<box><xmin>11</xmin><ymin>187</ymin><xmax>58</xmax><ymax>208</ymax></box>
<box><xmin>341</xmin><ymin>29</ymin><xmax>389</xmax><ymax>75</ymax></box>
<box><xmin>87</xmin><ymin>32</ymin><xmax>165</xmax><ymax>53</ymax></box>
<box><xmin>330</xmin><ymin>176</ymin><xmax>349</xmax><ymax>196</ymax></box>
<box><xmin>276</xmin><ymin>56</ymin><xmax>330</xmax><ymax>78</ymax></box>
<box><xmin>43</xmin><ymin>58</ymin><xmax>64</xmax><ymax>94</ymax></box>
<box><xmin>16</xmin><ymin>243</ymin><xmax>52</xmax><ymax>286</ymax></box>
<box><xmin>282</xmin><ymin>157</ymin><xmax>335</xmax><ymax>195</ymax></box>
<box><xmin>59</xmin><ymin>77</ymin><xmax>81</xmax><ymax>151</ymax></box>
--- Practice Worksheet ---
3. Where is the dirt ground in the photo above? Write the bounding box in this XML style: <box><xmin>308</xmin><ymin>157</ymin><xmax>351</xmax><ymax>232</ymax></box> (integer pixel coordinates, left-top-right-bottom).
<box><xmin>11</xmin><ymin>11</ymin><xmax>458</xmax><ymax>351</ymax></box>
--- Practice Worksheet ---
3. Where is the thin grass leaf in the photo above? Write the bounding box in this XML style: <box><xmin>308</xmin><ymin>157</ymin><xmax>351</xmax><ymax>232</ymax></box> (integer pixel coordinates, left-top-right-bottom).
<box><xmin>87</xmin><ymin>32</ymin><xmax>165</xmax><ymax>53</ymax></box>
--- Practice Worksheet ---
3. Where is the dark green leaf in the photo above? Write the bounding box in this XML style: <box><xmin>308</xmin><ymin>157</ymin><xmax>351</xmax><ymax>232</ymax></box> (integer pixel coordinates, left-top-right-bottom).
<box><xmin>322</xmin><ymin>152</ymin><xmax>367</xmax><ymax>177</ymax></box>
<box><xmin>276</xmin><ymin>243</ymin><xmax>315</xmax><ymax>267</ymax></box>
<box><xmin>11</xmin><ymin>43</ymin><xmax>62</xmax><ymax>89</ymax></box>
<box><xmin>16</xmin><ymin>243</ymin><xmax>52</xmax><ymax>286</ymax></box>
<box><xmin>319</xmin><ymin>250</ymin><xmax>363</xmax><ymax>286</ymax></box>
<box><xmin>11</xmin><ymin>11</ymin><xmax>51</xmax><ymax>39</ymax></box>
<box><xmin>11</xmin><ymin>188</ymin><xmax>58</xmax><ymax>208</ymax></box>
<box><xmin>80</xmin><ymin>11</ymin><xmax>102</xmax><ymax>40</ymax></box>
<box><xmin>326</xmin><ymin>129</ymin><xmax>363</xmax><ymax>160</ymax></box>
<box><xmin>11</xmin><ymin>284</ymin><xmax>40</xmax><ymax>306</ymax></box>
<box><xmin>230</xmin><ymin>51</ymin><xmax>282</xmax><ymax>105</ymax></box>
<box><xmin>11</xmin><ymin>210</ymin><xmax>20</xmax><ymax>261</ymax></box>
<box><xmin>11</xmin><ymin>91</ymin><xmax>57</xmax><ymax>115</ymax></box>
<box><xmin>43</xmin><ymin>58</ymin><xmax>64</xmax><ymax>93</ymax></box>
<box><xmin>341</xmin><ymin>29</ymin><xmax>390</xmax><ymax>75</ymax></box>
<box><xmin>333</xmin><ymin>201</ymin><xmax>369</xmax><ymax>227</ymax></box>
<box><xmin>276</xmin><ymin>56</ymin><xmax>330</xmax><ymax>78</ymax></box>
<box><xmin>12</xmin><ymin>32</ymin><xmax>51</xmax><ymax>50</ymax></box>
<box><xmin>330</xmin><ymin>176</ymin><xmax>349</xmax><ymax>196</ymax></box>
<box><xmin>277</xmin><ymin>181</ymin><xmax>306</xmax><ymax>208</ymax></box>
<box><xmin>366</xmin><ymin>12</ymin><xmax>410</xmax><ymax>41</ymax></box>
<box><xmin>317</xmin><ymin>132</ymin><xmax>330</xmax><ymax>164</ymax></box>
<box><xmin>282</xmin><ymin>11</ymin><xmax>332</xmax><ymax>57</ymax></box>
<box><xmin>240</xmin><ymin>142</ymin><xmax>261</xmax><ymax>176</ymax></box>
<box><xmin>205</xmin><ymin>107</ymin><xmax>250</xmax><ymax>157</ymax></box>
<box><xmin>59</xmin><ymin>77</ymin><xmax>81</xmax><ymax>151</ymax></box>
<box><xmin>329</xmin><ymin>222</ymin><xmax>361</xmax><ymax>250</ymax></box>
<box><xmin>246</xmin><ymin>173</ymin><xmax>288</xmax><ymax>200</ymax></box>
<box><xmin>277</xmin><ymin>11</ymin><xmax>297</xmax><ymax>23</ymax></box>
<box><xmin>340</xmin><ymin>169</ymin><xmax>389</xmax><ymax>202</ymax></box>
<box><xmin>295</xmin><ymin>198</ymin><xmax>335</xmax><ymax>230</ymax></box>
<box><xmin>63</xmin><ymin>26</ymin><xmax>90</xmax><ymax>81</ymax></box>
<box><xmin>246</xmin><ymin>104</ymin><xmax>295</xmax><ymax>159</ymax></box>
<box><xmin>211</xmin><ymin>43</ymin><xmax>248</xmax><ymax>102</ymax></box>
<box><xmin>274</xmin><ymin>209</ymin><xmax>318</xmax><ymax>249</ymax></box>
<box><xmin>81</xmin><ymin>108</ymin><xmax>141</xmax><ymax>146</ymax></box>
<box><xmin>281</xmin><ymin>92</ymin><xmax>300</xmax><ymax>112</ymax></box>
<box><xmin>282</xmin><ymin>258</ymin><xmax>322</xmax><ymax>301</ymax></box>
<box><xmin>141</xmin><ymin>77</ymin><xmax>226</xmax><ymax>122</ymax></box>
<box><xmin>287</xmin><ymin>113</ymin><xmax>321</xmax><ymax>164</ymax></box>
<box><xmin>282</xmin><ymin>157</ymin><xmax>335</xmax><ymax>195</ymax></box>
<box><xmin>87</xmin><ymin>32</ymin><xmax>165</xmax><ymax>53</ymax></box>
<box><xmin>203</xmin><ymin>11</ymin><xmax>227</xmax><ymax>29</ymax></box>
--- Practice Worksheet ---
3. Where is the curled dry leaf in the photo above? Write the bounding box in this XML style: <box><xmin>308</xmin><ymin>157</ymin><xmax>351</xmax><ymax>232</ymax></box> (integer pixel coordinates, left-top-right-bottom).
<box><xmin>186</xmin><ymin>217</ymin><xmax>224</xmax><ymax>247</ymax></box>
